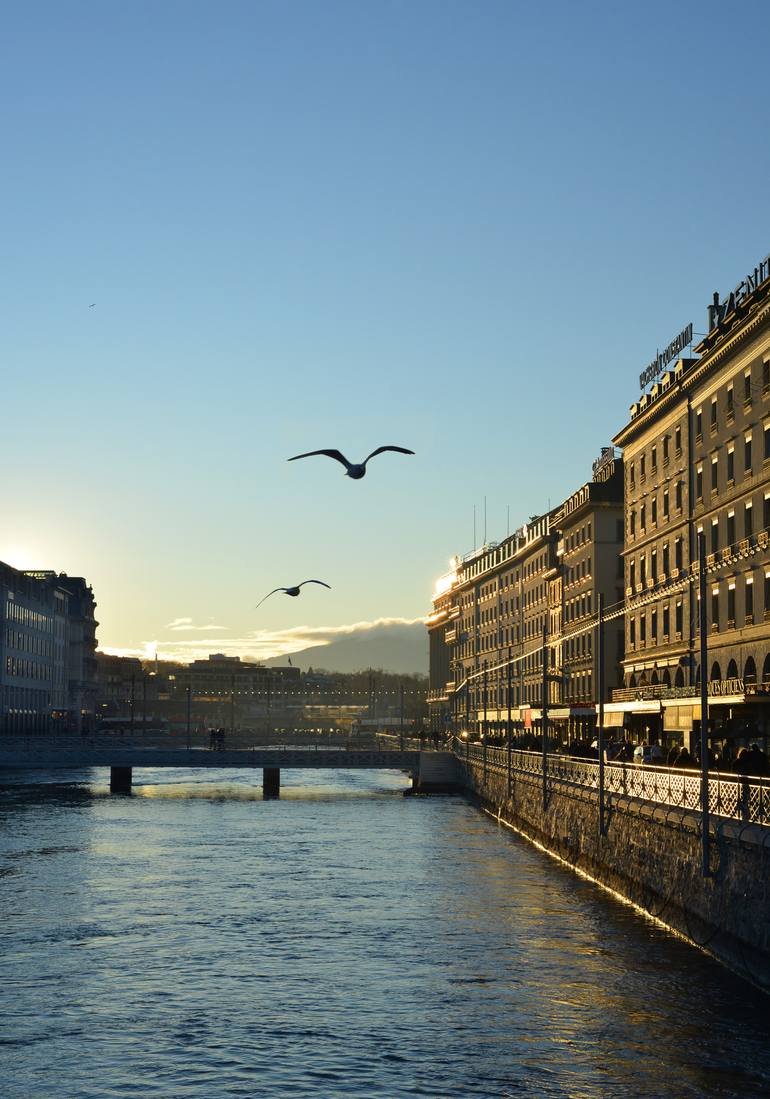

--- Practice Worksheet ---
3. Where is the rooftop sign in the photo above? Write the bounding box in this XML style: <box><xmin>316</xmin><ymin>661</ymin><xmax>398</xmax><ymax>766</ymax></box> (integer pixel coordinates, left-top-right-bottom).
<box><xmin>708</xmin><ymin>250</ymin><xmax>770</xmax><ymax>331</ymax></box>
<box><xmin>592</xmin><ymin>447</ymin><xmax>616</xmax><ymax>480</ymax></box>
<box><xmin>639</xmin><ymin>322</ymin><xmax>693</xmax><ymax>391</ymax></box>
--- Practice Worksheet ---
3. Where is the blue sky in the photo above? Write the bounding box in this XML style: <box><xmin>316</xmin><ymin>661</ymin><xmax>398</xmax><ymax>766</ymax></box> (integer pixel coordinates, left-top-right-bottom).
<box><xmin>2</xmin><ymin>0</ymin><xmax>769</xmax><ymax>662</ymax></box>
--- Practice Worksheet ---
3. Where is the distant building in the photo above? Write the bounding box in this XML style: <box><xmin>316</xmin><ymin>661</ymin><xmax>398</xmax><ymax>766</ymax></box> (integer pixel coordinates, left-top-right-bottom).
<box><xmin>168</xmin><ymin>654</ymin><xmax>300</xmax><ymax>700</ymax></box>
<box><xmin>0</xmin><ymin>563</ymin><xmax>98</xmax><ymax>733</ymax></box>
<box><xmin>427</xmin><ymin>453</ymin><xmax>624</xmax><ymax>742</ymax></box>
<box><xmin>94</xmin><ymin>653</ymin><xmax>144</xmax><ymax>709</ymax></box>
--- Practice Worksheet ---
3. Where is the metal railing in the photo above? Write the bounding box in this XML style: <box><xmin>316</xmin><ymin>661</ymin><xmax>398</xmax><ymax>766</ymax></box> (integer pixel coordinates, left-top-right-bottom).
<box><xmin>0</xmin><ymin>730</ymin><xmax>384</xmax><ymax>758</ymax></box>
<box><xmin>454</xmin><ymin>739</ymin><xmax>770</xmax><ymax>827</ymax></box>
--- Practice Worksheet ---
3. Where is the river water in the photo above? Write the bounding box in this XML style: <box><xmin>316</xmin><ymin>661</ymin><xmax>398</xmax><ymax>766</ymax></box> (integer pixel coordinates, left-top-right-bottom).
<box><xmin>1</xmin><ymin>766</ymin><xmax>769</xmax><ymax>1099</ymax></box>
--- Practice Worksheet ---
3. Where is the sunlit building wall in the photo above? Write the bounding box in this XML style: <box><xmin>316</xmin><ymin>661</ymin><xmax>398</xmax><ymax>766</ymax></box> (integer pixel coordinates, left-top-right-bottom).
<box><xmin>612</xmin><ymin>254</ymin><xmax>770</xmax><ymax>746</ymax></box>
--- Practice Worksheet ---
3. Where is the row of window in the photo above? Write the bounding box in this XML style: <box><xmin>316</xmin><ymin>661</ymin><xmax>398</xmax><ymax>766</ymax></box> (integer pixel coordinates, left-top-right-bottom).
<box><xmin>629</xmin><ymin>427</ymin><xmax>682</xmax><ymax>488</ymax></box>
<box><xmin>4</xmin><ymin>601</ymin><xmax>53</xmax><ymax>631</ymax></box>
<box><xmin>563</xmin><ymin>522</ymin><xmax>592</xmax><ymax>554</ymax></box>
<box><xmin>566</xmin><ymin>558</ymin><xmax>592</xmax><ymax>586</ymax></box>
<box><xmin>628</xmin><ymin>358</ymin><xmax>770</xmax><ymax>491</ymax></box>
<box><xmin>467</xmin><ymin>670</ymin><xmax>596</xmax><ymax>710</ymax></box>
<box><xmin>696</xmin><ymin>499</ymin><xmax>769</xmax><ymax>555</ymax></box>
<box><xmin>4</xmin><ymin>629</ymin><xmax>54</xmax><ymax>658</ymax></box>
<box><xmin>695</xmin><ymin>363</ymin><xmax>770</xmax><ymax>440</ymax></box>
<box><xmin>1</xmin><ymin>685</ymin><xmax>51</xmax><ymax>711</ymax></box>
<box><xmin>629</xmin><ymin>601</ymin><xmax>684</xmax><ymax>646</ymax></box>
<box><xmin>629</xmin><ymin>482</ymin><xmax>684</xmax><ymax>537</ymax></box>
<box><xmin>628</xmin><ymin>571</ymin><xmax>770</xmax><ymax>647</ymax></box>
<box><xmin>4</xmin><ymin>656</ymin><xmax>50</xmax><ymax>681</ymax></box>
<box><xmin>695</xmin><ymin>427</ymin><xmax>770</xmax><ymax>500</ymax></box>
<box><xmin>628</xmin><ymin>540</ymin><xmax>685</xmax><ymax>588</ymax></box>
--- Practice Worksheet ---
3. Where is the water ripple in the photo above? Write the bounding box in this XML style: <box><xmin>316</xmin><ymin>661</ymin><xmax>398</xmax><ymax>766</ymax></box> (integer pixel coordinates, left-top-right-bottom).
<box><xmin>1</xmin><ymin>768</ymin><xmax>769</xmax><ymax>1098</ymax></box>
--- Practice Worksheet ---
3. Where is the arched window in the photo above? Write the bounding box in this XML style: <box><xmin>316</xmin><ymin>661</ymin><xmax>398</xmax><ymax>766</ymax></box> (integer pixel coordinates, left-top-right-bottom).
<box><xmin>628</xmin><ymin>673</ymin><xmax>637</xmax><ymax>688</ymax></box>
<box><xmin>639</xmin><ymin>672</ymin><xmax>649</xmax><ymax>687</ymax></box>
<box><xmin>744</xmin><ymin>656</ymin><xmax>757</xmax><ymax>685</ymax></box>
<box><xmin>651</xmin><ymin>671</ymin><xmax>659</xmax><ymax>685</ymax></box>
<box><xmin>710</xmin><ymin>661</ymin><xmax>721</xmax><ymax>683</ymax></box>
<box><xmin>726</xmin><ymin>659</ymin><xmax>738</xmax><ymax>680</ymax></box>
<box><xmin>763</xmin><ymin>654</ymin><xmax>770</xmax><ymax>684</ymax></box>
<box><xmin>663</xmin><ymin>669</ymin><xmax>671</xmax><ymax>687</ymax></box>
<box><xmin>675</xmin><ymin>667</ymin><xmax>684</xmax><ymax>688</ymax></box>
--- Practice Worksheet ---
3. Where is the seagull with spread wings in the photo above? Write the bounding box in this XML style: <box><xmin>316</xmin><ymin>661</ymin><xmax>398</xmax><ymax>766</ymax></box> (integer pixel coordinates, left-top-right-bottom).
<box><xmin>256</xmin><ymin>580</ymin><xmax>331</xmax><ymax>609</ymax></box>
<box><xmin>288</xmin><ymin>445</ymin><xmax>414</xmax><ymax>480</ymax></box>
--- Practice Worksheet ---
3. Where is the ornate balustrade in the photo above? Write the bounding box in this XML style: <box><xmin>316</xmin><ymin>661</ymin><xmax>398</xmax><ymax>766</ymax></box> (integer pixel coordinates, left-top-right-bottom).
<box><xmin>454</xmin><ymin>739</ymin><xmax>770</xmax><ymax>826</ymax></box>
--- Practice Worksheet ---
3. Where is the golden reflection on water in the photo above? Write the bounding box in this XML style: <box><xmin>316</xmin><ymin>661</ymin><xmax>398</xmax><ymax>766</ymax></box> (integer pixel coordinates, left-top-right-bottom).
<box><xmin>129</xmin><ymin>780</ymin><xmax>411</xmax><ymax>802</ymax></box>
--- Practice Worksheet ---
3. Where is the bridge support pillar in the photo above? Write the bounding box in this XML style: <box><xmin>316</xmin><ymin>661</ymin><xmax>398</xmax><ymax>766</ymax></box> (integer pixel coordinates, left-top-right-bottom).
<box><xmin>263</xmin><ymin>766</ymin><xmax>280</xmax><ymax>799</ymax></box>
<box><xmin>110</xmin><ymin>766</ymin><xmax>132</xmax><ymax>794</ymax></box>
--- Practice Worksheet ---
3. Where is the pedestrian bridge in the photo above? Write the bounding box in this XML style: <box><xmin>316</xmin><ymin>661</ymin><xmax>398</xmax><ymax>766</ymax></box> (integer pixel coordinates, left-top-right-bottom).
<box><xmin>0</xmin><ymin>735</ymin><xmax>463</xmax><ymax>797</ymax></box>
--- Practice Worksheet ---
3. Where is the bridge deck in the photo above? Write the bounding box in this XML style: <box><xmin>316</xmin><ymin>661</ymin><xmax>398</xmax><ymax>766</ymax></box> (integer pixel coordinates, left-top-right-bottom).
<box><xmin>0</xmin><ymin>745</ymin><xmax>422</xmax><ymax>771</ymax></box>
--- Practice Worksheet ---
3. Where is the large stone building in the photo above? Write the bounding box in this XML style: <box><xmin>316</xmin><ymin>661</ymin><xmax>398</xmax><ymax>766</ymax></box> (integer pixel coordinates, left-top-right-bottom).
<box><xmin>610</xmin><ymin>249</ymin><xmax>770</xmax><ymax>748</ymax></box>
<box><xmin>427</xmin><ymin>452</ymin><xmax>625</xmax><ymax>743</ymax></box>
<box><xmin>168</xmin><ymin>654</ymin><xmax>300</xmax><ymax>700</ymax></box>
<box><xmin>0</xmin><ymin>563</ymin><xmax>98</xmax><ymax>733</ymax></box>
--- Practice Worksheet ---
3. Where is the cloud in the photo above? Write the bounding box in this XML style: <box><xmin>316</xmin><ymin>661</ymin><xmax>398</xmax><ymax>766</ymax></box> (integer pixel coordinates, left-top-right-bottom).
<box><xmin>165</xmin><ymin>617</ymin><xmax>228</xmax><ymax>631</ymax></box>
<box><xmin>101</xmin><ymin>616</ymin><xmax>425</xmax><ymax>665</ymax></box>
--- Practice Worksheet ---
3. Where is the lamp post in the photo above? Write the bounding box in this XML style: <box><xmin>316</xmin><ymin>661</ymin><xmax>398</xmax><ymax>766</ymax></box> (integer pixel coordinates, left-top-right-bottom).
<box><xmin>542</xmin><ymin>617</ymin><xmax>549</xmax><ymax>810</ymax></box>
<box><xmin>399</xmin><ymin>682</ymin><xmax>405</xmax><ymax>751</ymax></box>
<box><xmin>507</xmin><ymin>645</ymin><xmax>513</xmax><ymax>797</ymax></box>
<box><xmin>698</xmin><ymin>530</ymin><xmax>711</xmax><ymax>877</ymax></box>
<box><xmin>597</xmin><ymin>593</ymin><xmax>606</xmax><ymax>836</ymax></box>
<box><xmin>482</xmin><ymin>662</ymin><xmax>488</xmax><ymax>782</ymax></box>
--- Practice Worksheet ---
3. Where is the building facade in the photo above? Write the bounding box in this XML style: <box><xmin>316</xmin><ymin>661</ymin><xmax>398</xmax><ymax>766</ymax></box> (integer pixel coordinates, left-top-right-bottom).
<box><xmin>427</xmin><ymin>453</ymin><xmax>625</xmax><ymax>743</ymax></box>
<box><xmin>610</xmin><ymin>249</ymin><xmax>770</xmax><ymax>748</ymax></box>
<box><xmin>0</xmin><ymin>563</ymin><xmax>98</xmax><ymax>733</ymax></box>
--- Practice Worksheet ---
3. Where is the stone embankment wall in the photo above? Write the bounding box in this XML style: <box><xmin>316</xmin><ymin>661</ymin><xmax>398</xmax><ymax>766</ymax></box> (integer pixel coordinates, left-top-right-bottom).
<box><xmin>461</xmin><ymin>757</ymin><xmax>770</xmax><ymax>992</ymax></box>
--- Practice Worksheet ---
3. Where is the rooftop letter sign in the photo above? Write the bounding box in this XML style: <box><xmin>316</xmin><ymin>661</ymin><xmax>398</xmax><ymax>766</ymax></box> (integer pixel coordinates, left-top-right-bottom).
<box><xmin>708</xmin><ymin>250</ymin><xmax>770</xmax><ymax>331</ymax></box>
<box><xmin>639</xmin><ymin>322</ymin><xmax>693</xmax><ymax>391</ymax></box>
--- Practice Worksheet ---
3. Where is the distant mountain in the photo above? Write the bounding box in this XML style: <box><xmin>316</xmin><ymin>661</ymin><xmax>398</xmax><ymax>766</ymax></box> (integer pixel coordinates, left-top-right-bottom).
<box><xmin>265</xmin><ymin>620</ymin><xmax>427</xmax><ymax>675</ymax></box>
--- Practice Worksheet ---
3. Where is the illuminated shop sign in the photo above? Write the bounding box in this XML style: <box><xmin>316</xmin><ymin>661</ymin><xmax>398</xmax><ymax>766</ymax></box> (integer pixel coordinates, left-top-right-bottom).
<box><xmin>708</xmin><ymin>250</ymin><xmax>770</xmax><ymax>331</ymax></box>
<box><xmin>639</xmin><ymin>322</ymin><xmax>693</xmax><ymax>391</ymax></box>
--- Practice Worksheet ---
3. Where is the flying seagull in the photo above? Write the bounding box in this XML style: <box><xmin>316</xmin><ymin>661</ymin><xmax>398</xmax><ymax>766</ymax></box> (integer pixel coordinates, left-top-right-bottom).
<box><xmin>288</xmin><ymin>446</ymin><xmax>415</xmax><ymax>480</ymax></box>
<box><xmin>256</xmin><ymin>580</ymin><xmax>331</xmax><ymax>609</ymax></box>
<box><xmin>89</xmin><ymin>303</ymin><xmax>96</xmax><ymax>307</ymax></box>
